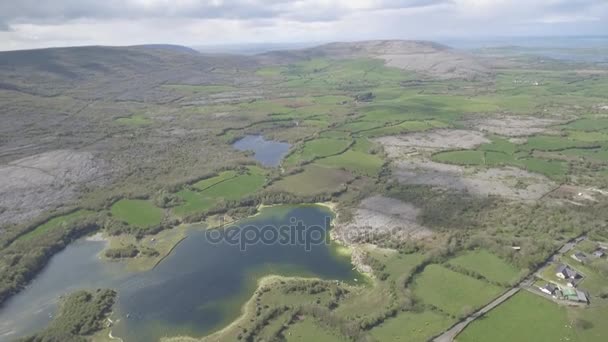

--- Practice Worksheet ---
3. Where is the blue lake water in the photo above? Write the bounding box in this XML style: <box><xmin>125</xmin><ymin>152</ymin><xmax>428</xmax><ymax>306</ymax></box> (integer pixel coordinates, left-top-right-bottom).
<box><xmin>233</xmin><ymin>135</ymin><xmax>291</xmax><ymax>167</ymax></box>
<box><xmin>0</xmin><ymin>205</ymin><xmax>358</xmax><ymax>342</ymax></box>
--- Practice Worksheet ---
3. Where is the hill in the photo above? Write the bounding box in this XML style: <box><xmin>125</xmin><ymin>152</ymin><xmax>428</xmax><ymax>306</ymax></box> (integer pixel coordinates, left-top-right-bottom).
<box><xmin>259</xmin><ymin>40</ymin><xmax>491</xmax><ymax>79</ymax></box>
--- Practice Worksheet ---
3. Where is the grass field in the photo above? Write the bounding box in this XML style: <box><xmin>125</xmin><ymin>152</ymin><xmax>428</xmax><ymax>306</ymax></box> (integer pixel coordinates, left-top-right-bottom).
<box><xmin>524</xmin><ymin>135</ymin><xmax>595</xmax><ymax>151</ymax></box>
<box><xmin>284</xmin><ymin>319</ymin><xmax>347</xmax><ymax>342</ymax></box>
<box><xmin>192</xmin><ymin>171</ymin><xmax>238</xmax><ymax>191</ymax></box>
<box><xmin>360</xmin><ymin>120</ymin><xmax>448</xmax><ymax>138</ymax></box>
<box><xmin>18</xmin><ymin>210</ymin><xmax>93</xmax><ymax>241</ymax></box>
<box><xmin>316</xmin><ymin>149</ymin><xmax>384</xmax><ymax>176</ymax></box>
<box><xmin>173</xmin><ymin>190</ymin><xmax>216</xmax><ymax>216</ymax></box>
<box><xmin>271</xmin><ymin>165</ymin><xmax>352</xmax><ymax>196</ymax></box>
<box><xmin>431</xmin><ymin>136</ymin><xmax>571</xmax><ymax>180</ymax></box>
<box><xmin>200</xmin><ymin>167</ymin><xmax>266</xmax><ymax>200</ymax></box>
<box><xmin>447</xmin><ymin>249</ymin><xmax>522</xmax><ymax>285</ymax></box>
<box><xmin>110</xmin><ymin>199</ymin><xmax>163</xmax><ymax>227</ymax></box>
<box><xmin>370</xmin><ymin>310</ymin><xmax>454</xmax><ymax>342</ymax></box>
<box><xmin>285</xmin><ymin>138</ymin><xmax>352</xmax><ymax>165</ymax></box>
<box><xmin>413</xmin><ymin>265</ymin><xmax>503</xmax><ymax>317</ymax></box>
<box><xmin>562</xmin><ymin>118</ymin><xmax>608</xmax><ymax>131</ymax></box>
<box><xmin>457</xmin><ymin>291</ymin><xmax>576</xmax><ymax>342</ymax></box>
<box><xmin>173</xmin><ymin>167</ymin><xmax>266</xmax><ymax>216</ymax></box>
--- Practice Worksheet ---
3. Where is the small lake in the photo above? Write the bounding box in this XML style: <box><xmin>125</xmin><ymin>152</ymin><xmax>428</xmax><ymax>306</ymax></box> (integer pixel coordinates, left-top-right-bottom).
<box><xmin>0</xmin><ymin>205</ymin><xmax>359</xmax><ymax>342</ymax></box>
<box><xmin>232</xmin><ymin>135</ymin><xmax>291</xmax><ymax>167</ymax></box>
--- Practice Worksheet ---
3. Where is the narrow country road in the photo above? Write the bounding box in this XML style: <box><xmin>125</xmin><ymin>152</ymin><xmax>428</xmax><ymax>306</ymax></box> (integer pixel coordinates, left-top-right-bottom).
<box><xmin>432</xmin><ymin>287</ymin><xmax>520</xmax><ymax>342</ymax></box>
<box><xmin>432</xmin><ymin>234</ymin><xmax>586</xmax><ymax>342</ymax></box>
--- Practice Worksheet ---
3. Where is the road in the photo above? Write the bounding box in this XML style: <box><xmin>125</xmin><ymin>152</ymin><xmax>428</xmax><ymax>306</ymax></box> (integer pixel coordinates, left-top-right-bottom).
<box><xmin>433</xmin><ymin>287</ymin><xmax>521</xmax><ymax>342</ymax></box>
<box><xmin>432</xmin><ymin>234</ymin><xmax>586</xmax><ymax>342</ymax></box>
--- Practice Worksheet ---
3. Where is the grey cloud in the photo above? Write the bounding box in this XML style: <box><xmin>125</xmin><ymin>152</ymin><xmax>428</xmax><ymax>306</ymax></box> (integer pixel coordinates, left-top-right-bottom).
<box><xmin>0</xmin><ymin>0</ymin><xmax>454</xmax><ymax>26</ymax></box>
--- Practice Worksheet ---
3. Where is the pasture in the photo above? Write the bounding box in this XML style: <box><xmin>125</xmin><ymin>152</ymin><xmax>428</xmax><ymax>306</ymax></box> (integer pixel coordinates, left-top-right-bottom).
<box><xmin>447</xmin><ymin>249</ymin><xmax>522</xmax><ymax>285</ymax></box>
<box><xmin>413</xmin><ymin>265</ymin><xmax>503</xmax><ymax>317</ymax></box>
<box><xmin>110</xmin><ymin>199</ymin><xmax>163</xmax><ymax>228</ymax></box>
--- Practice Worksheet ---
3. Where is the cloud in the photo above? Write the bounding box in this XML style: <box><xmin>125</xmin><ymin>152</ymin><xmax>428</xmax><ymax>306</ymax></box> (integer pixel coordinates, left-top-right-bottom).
<box><xmin>0</xmin><ymin>0</ymin><xmax>607</xmax><ymax>50</ymax></box>
<box><xmin>0</xmin><ymin>0</ymin><xmax>451</xmax><ymax>24</ymax></box>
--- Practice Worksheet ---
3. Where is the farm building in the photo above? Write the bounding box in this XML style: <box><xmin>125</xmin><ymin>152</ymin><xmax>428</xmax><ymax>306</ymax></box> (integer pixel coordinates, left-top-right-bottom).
<box><xmin>539</xmin><ymin>283</ymin><xmax>558</xmax><ymax>296</ymax></box>
<box><xmin>571</xmin><ymin>252</ymin><xmax>587</xmax><ymax>263</ymax></box>
<box><xmin>555</xmin><ymin>264</ymin><xmax>579</xmax><ymax>280</ymax></box>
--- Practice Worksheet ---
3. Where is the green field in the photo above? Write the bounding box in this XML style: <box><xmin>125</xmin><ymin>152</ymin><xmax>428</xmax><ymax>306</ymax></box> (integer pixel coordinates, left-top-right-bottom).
<box><xmin>110</xmin><ymin>199</ymin><xmax>163</xmax><ymax>227</ymax></box>
<box><xmin>271</xmin><ymin>165</ymin><xmax>352</xmax><ymax>196</ymax></box>
<box><xmin>201</xmin><ymin>167</ymin><xmax>266</xmax><ymax>200</ymax></box>
<box><xmin>524</xmin><ymin>135</ymin><xmax>595</xmax><ymax>151</ymax></box>
<box><xmin>457</xmin><ymin>291</ymin><xmax>576</xmax><ymax>342</ymax></box>
<box><xmin>431</xmin><ymin>135</ymin><xmax>572</xmax><ymax>180</ymax></box>
<box><xmin>447</xmin><ymin>249</ymin><xmax>522</xmax><ymax>285</ymax></box>
<box><xmin>173</xmin><ymin>189</ymin><xmax>216</xmax><ymax>216</ymax></box>
<box><xmin>413</xmin><ymin>265</ymin><xmax>503</xmax><ymax>316</ymax></box>
<box><xmin>360</xmin><ymin>120</ymin><xmax>448</xmax><ymax>138</ymax></box>
<box><xmin>285</xmin><ymin>138</ymin><xmax>352</xmax><ymax>165</ymax></box>
<box><xmin>317</xmin><ymin>149</ymin><xmax>383</xmax><ymax>176</ymax></box>
<box><xmin>284</xmin><ymin>319</ymin><xmax>347</xmax><ymax>342</ymax></box>
<box><xmin>18</xmin><ymin>210</ymin><xmax>93</xmax><ymax>241</ymax></box>
<box><xmin>562</xmin><ymin>118</ymin><xmax>608</xmax><ymax>131</ymax></box>
<box><xmin>192</xmin><ymin>171</ymin><xmax>238</xmax><ymax>191</ymax></box>
<box><xmin>370</xmin><ymin>310</ymin><xmax>454</xmax><ymax>342</ymax></box>
<box><xmin>173</xmin><ymin>167</ymin><xmax>266</xmax><ymax>216</ymax></box>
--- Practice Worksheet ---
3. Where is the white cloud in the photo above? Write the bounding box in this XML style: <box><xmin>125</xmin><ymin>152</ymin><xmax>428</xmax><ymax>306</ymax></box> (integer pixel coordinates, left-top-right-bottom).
<box><xmin>0</xmin><ymin>0</ymin><xmax>606</xmax><ymax>50</ymax></box>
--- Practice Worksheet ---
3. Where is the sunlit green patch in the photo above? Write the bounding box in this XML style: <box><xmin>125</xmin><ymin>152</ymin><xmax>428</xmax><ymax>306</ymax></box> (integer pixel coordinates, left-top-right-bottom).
<box><xmin>18</xmin><ymin>210</ymin><xmax>93</xmax><ymax>241</ymax></box>
<box><xmin>413</xmin><ymin>264</ymin><xmax>503</xmax><ymax>316</ymax></box>
<box><xmin>479</xmin><ymin>137</ymin><xmax>518</xmax><ymax>154</ymax></box>
<box><xmin>316</xmin><ymin>140</ymin><xmax>384</xmax><ymax>177</ymax></box>
<box><xmin>457</xmin><ymin>291</ymin><xmax>576</xmax><ymax>342</ymax></box>
<box><xmin>560</xmin><ymin>148</ymin><xmax>608</xmax><ymax>162</ymax></box>
<box><xmin>519</xmin><ymin>158</ymin><xmax>567</xmax><ymax>179</ymax></box>
<box><xmin>192</xmin><ymin>171</ymin><xmax>238</xmax><ymax>191</ymax></box>
<box><xmin>336</xmin><ymin>120</ymin><xmax>384</xmax><ymax>133</ymax></box>
<box><xmin>284</xmin><ymin>138</ymin><xmax>352</xmax><ymax>165</ymax></box>
<box><xmin>568</xmin><ymin>130</ymin><xmax>608</xmax><ymax>142</ymax></box>
<box><xmin>524</xmin><ymin>135</ymin><xmax>595</xmax><ymax>151</ymax></box>
<box><xmin>433</xmin><ymin>150</ymin><xmax>485</xmax><ymax>165</ymax></box>
<box><xmin>447</xmin><ymin>249</ymin><xmax>522</xmax><ymax>285</ymax></box>
<box><xmin>361</xmin><ymin>120</ymin><xmax>448</xmax><ymax>138</ymax></box>
<box><xmin>111</xmin><ymin>199</ymin><xmax>163</xmax><ymax>228</ymax></box>
<box><xmin>200</xmin><ymin>167</ymin><xmax>266</xmax><ymax>201</ymax></box>
<box><xmin>561</xmin><ymin>118</ymin><xmax>608</xmax><ymax>131</ymax></box>
<box><xmin>173</xmin><ymin>190</ymin><xmax>216</xmax><ymax>216</ymax></box>
<box><xmin>271</xmin><ymin>165</ymin><xmax>353</xmax><ymax>196</ymax></box>
<box><xmin>370</xmin><ymin>310</ymin><xmax>454</xmax><ymax>342</ymax></box>
<box><xmin>284</xmin><ymin>318</ymin><xmax>347</xmax><ymax>342</ymax></box>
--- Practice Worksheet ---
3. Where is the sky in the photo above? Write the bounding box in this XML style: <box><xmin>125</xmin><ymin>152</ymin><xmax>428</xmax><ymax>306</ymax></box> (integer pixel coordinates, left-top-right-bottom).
<box><xmin>0</xmin><ymin>0</ymin><xmax>607</xmax><ymax>51</ymax></box>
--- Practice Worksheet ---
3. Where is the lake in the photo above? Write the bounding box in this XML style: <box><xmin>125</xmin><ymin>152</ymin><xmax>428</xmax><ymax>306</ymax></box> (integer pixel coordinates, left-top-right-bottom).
<box><xmin>232</xmin><ymin>135</ymin><xmax>291</xmax><ymax>167</ymax></box>
<box><xmin>0</xmin><ymin>205</ymin><xmax>358</xmax><ymax>342</ymax></box>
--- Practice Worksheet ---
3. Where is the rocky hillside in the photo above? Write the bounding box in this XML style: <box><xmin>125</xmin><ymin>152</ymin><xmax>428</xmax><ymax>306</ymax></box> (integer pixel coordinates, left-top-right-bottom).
<box><xmin>260</xmin><ymin>40</ymin><xmax>492</xmax><ymax>79</ymax></box>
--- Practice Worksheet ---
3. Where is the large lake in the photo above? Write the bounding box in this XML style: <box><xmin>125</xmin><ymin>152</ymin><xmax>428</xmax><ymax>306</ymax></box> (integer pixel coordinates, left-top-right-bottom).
<box><xmin>232</xmin><ymin>135</ymin><xmax>291</xmax><ymax>167</ymax></box>
<box><xmin>0</xmin><ymin>205</ymin><xmax>358</xmax><ymax>342</ymax></box>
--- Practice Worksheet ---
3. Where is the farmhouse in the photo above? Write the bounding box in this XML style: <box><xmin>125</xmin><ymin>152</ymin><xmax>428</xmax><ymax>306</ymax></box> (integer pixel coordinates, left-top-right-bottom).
<box><xmin>555</xmin><ymin>264</ymin><xmax>579</xmax><ymax>280</ymax></box>
<box><xmin>571</xmin><ymin>252</ymin><xmax>587</xmax><ymax>263</ymax></box>
<box><xmin>539</xmin><ymin>283</ymin><xmax>558</xmax><ymax>296</ymax></box>
<box><xmin>592</xmin><ymin>249</ymin><xmax>605</xmax><ymax>258</ymax></box>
